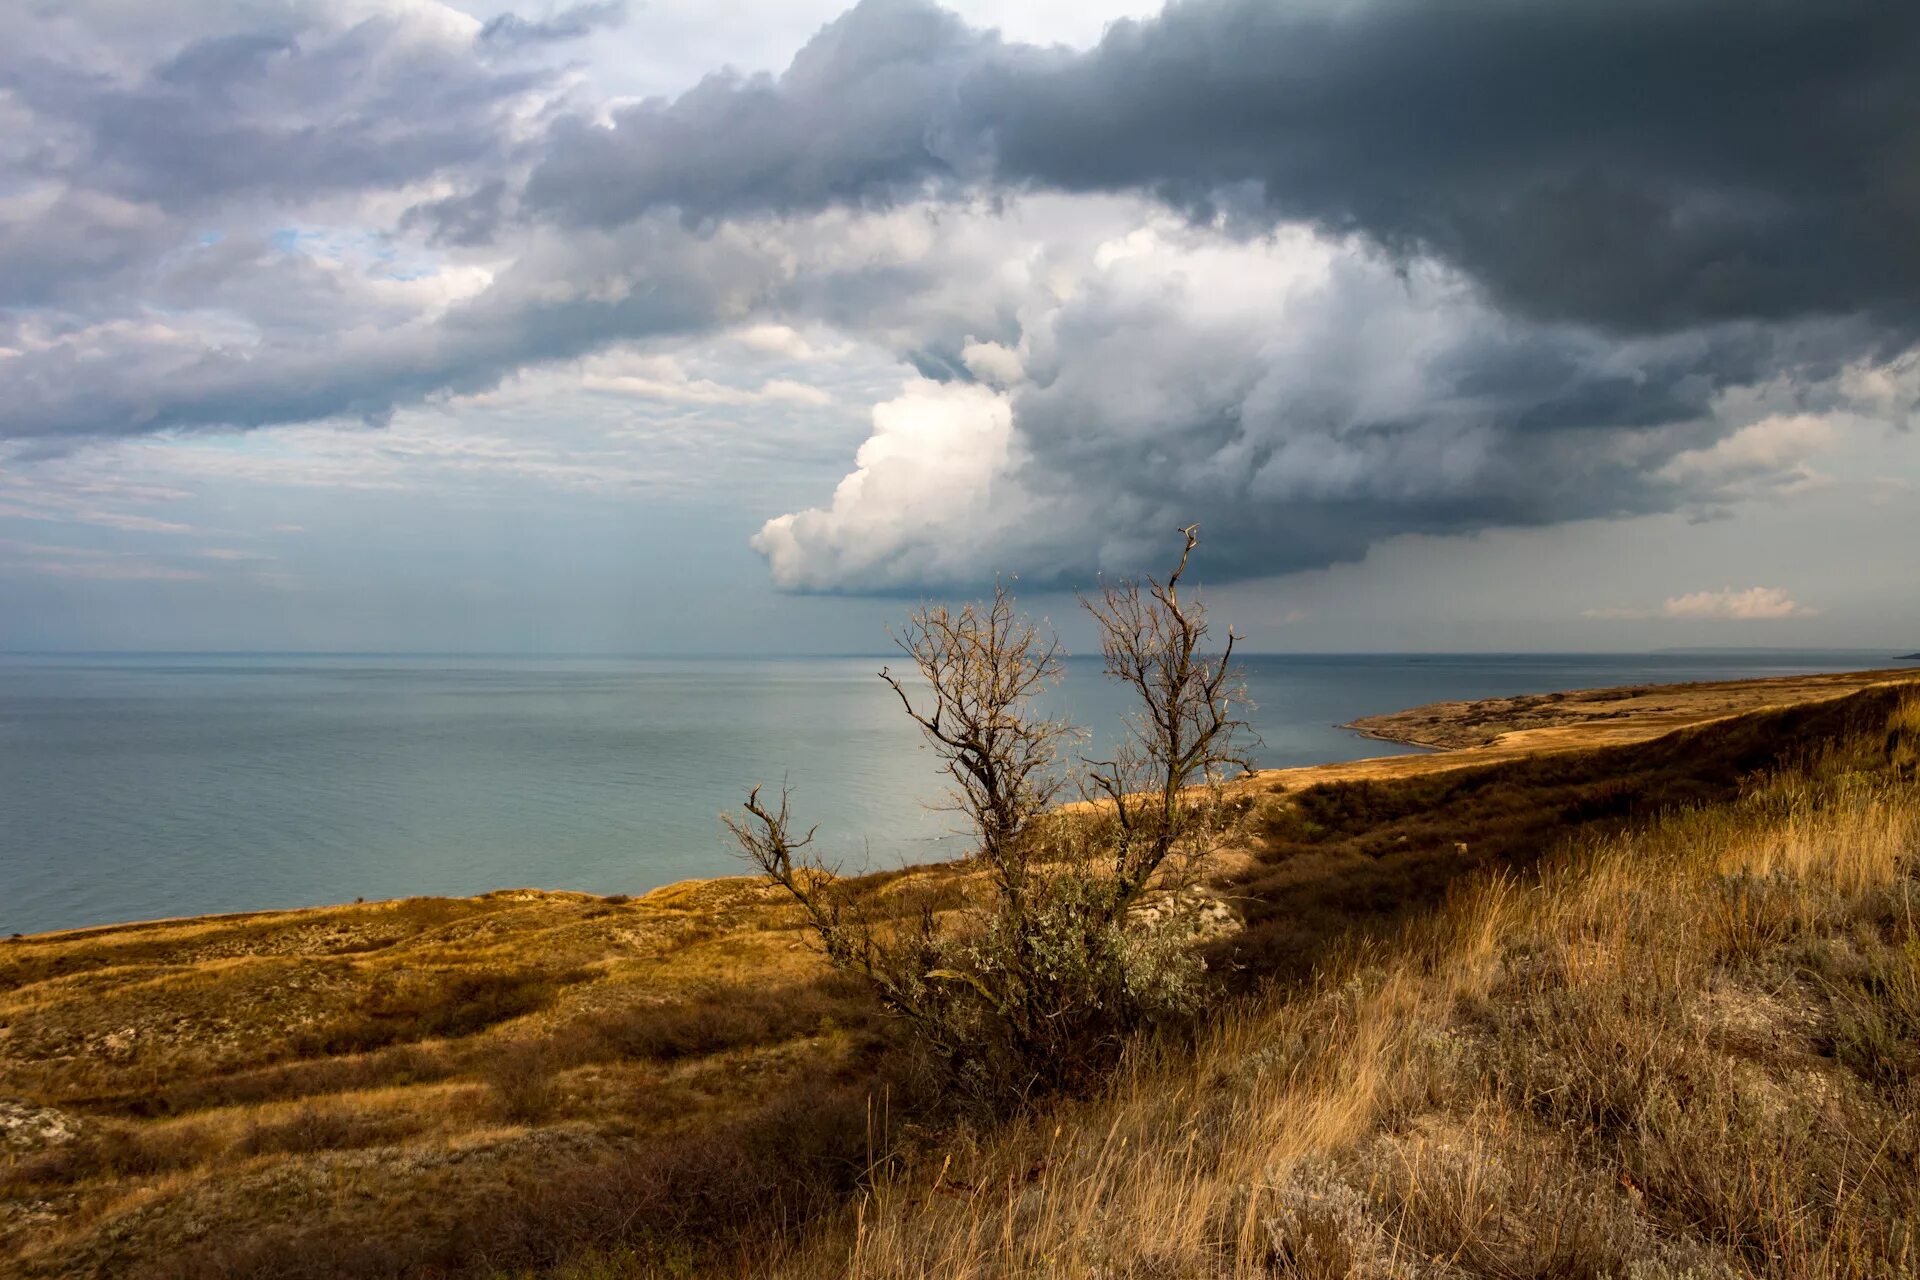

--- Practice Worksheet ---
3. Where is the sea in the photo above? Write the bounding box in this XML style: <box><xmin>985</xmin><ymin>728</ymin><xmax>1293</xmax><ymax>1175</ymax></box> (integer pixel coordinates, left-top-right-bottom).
<box><xmin>2</xmin><ymin>650</ymin><xmax>1912</xmax><ymax>936</ymax></box>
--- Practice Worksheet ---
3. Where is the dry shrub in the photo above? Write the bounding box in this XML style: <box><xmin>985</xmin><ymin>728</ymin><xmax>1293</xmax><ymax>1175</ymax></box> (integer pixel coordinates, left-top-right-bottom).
<box><xmin>1888</xmin><ymin>691</ymin><xmax>1920</xmax><ymax>779</ymax></box>
<box><xmin>290</xmin><ymin>967</ymin><xmax>583</xmax><ymax>1057</ymax></box>
<box><xmin>89</xmin><ymin>1042</ymin><xmax>453</xmax><ymax>1118</ymax></box>
<box><xmin>1820</xmin><ymin>913</ymin><xmax>1920</xmax><ymax>1089</ymax></box>
<box><xmin>234</xmin><ymin>1105</ymin><xmax>414</xmax><ymax>1156</ymax></box>
<box><xmin>484</xmin><ymin>1039</ymin><xmax>565</xmax><ymax>1124</ymax></box>
<box><xmin>568</xmin><ymin>977</ymin><xmax>873</xmax><ymax>1065</ymax></box>
<box><xmin>0</xmin><ymin>1120</ymin><xmax>196</xmax><ymax>1193</ymax></box>
<box><xmin>730</xmin><ymin>529</ymin><xmax>1248</xmax><ymax>1109</ymax></box>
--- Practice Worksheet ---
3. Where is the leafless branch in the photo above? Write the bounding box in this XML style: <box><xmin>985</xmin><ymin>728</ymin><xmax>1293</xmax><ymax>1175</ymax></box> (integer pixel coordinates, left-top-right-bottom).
<box><xmin>878</xmin><ymin>582</ymin><xmax>1074</xmax><ymax>904</ymax></box>
<box><xmin>1080</xmin><ymin>524</ymin><xmax>1253</xmax><ymax>906</ymax></box>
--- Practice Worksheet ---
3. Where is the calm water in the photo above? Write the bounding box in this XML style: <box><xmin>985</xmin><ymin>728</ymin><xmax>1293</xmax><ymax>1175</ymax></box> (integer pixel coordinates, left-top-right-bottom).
<box><xmin>1</xmin><ymin>651</ymin><xmax>1910</xmax><ymax>935</ymax></box>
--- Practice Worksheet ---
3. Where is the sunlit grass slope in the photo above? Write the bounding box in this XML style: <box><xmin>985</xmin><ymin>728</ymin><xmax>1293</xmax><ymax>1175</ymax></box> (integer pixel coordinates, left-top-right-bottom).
<box><xmin>771</xmin><ymin>690</ymin><xmax>1920</xmax><ymax>1278</ymax></box>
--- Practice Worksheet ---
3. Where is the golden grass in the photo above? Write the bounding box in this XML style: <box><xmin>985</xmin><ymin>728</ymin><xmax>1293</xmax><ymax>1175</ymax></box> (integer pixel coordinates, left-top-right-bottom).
<box><xmin>761</xmin><ymin>729</ymin><xmax>1920</xmax><ymax>1277</ymax></box>
<box><xmin>0</xmin><ymin>881</ymin><xmax>904</xmax><ymax>1276</ymax></box>
<box><xmin>6</xmin><ymin>681</ymin><xmax>1917</xmax><ymax>1277</ymax></box>
<box><xmin>1890</xmin><ymin>690</ymin><xmax>1920</xmax><ymax>778</ymax></box>
<box><xmin>1341</xmin><ymin>666</ymin><xmax>1913</xmax><ymax>752</ymax></box>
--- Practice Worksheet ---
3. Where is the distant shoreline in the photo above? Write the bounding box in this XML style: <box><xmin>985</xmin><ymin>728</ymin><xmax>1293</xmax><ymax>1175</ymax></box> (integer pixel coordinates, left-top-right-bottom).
<box><xmin>1339</xmin><ymin>667</ymin><xmax>1918</xmax><ymax>752</ymax></box>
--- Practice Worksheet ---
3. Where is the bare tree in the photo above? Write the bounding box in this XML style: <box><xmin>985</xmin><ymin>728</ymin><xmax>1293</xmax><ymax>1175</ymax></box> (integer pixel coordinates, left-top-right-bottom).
<box><xmin>878</xmin><ymin>586</ymin><xmax>1075</xmax><ymax>915</ymax></box>
<box><xmin>723</xmin><ymin>785</ymin><xmax>846</xmax><ymax>962</ymax></box>
<box><xmin>1081</xmin><ymin>524</ymin><xmax>1252</xmax><ymax>908</ymax></box>
<box><xmin>725</xmin><ymin>532</ymin><xmax>1249</xmax><ymax>1104</ymax></box>
<box><xmin>725</xmin><ymin>782</ymin><xmax>954</xmax><ymax>1055</ymax></box>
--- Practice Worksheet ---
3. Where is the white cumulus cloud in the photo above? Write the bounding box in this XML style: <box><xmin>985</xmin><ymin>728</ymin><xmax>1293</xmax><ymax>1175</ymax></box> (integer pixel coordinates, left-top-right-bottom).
<box><xmin>1661</xmin><ymin>586</ymin><xmax>1813</xmax><ymax>620</ymax></box>
<box><xmin>1584</xmin><ymin>586</ymin><xmax>1814</xmax><ymax>621</ymax></box>
<box><xmin>752</xmin><ymin>377</ymin><xmax>1034</xmax><ymax>590</ymax></box>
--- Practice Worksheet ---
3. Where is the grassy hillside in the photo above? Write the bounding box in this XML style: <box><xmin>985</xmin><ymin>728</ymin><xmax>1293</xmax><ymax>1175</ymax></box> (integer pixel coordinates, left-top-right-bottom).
<box><xmin>2</xmin><ymin>679</ymin><xmax>1915</xmax><ymax>1277</ymax></box>
<box><xmin>0</xmin><ymin>877</ymin><xmax>907</xmax><ymax>1277</ymax></box>
<box><xmin>1341</xmin><ymin>668</ymin><xmax>1915</xmax><ymax>751</ymax></box>
<box><xmin>769</xmin><ymin>684</ymin><xmax>1920</xmax><ymax>1278</ymax></box>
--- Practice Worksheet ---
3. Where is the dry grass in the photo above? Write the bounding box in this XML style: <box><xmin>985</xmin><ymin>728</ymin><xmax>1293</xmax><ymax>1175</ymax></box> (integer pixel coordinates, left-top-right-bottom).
<box><xmin>750</xmin><ymin>691</ymin><xmax>1920</xmax><ymax>1278</ymax></box>
<box><xmin>0</xmin><ymin>880</ymin><xmax>911</xmax><ymax>1276</ymax></box>
<box><xmin>5</xmin><ymin>683</ymin><xmax>1916</xmax><ymax>1277</ymax></box>
<box><xmin>1344</xmin><ymin>666</ymin><xmax>1912</xmax><ymax>751</ymax></box>
<box><xmin>1217</xmin><ymin>685</ymin><xmax>1914</xmax><ymax>984</ymax></box>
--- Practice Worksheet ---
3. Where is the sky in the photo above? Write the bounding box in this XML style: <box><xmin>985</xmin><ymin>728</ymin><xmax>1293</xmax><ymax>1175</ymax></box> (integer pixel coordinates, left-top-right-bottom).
<box><xmin>2</xmin><ymin>0</ymin><xmax>1917</xmax><ymax>655</ymax></box>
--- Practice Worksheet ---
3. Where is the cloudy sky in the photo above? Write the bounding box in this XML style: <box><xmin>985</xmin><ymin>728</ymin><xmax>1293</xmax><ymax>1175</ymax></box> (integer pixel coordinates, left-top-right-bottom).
<box><xmin>3</xmin><ymin>0</ymin><xmax>1917</xmax><ymax>654</ymax></box>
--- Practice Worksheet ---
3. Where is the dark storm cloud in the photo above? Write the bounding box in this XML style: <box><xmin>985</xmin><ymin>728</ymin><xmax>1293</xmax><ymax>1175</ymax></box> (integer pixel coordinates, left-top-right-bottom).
<box><xmin>1000</xmin><ymin>319</ymin><xmax>1839</xmax><ymax>587</ymax></box>
<box><xmin>479</xmin><ymin>1</ymin><xmax>629</xmax><ymax>48</ymax></box>
<box><xmin>983</xmin><ymin>0</ymin><xmax>1920</xmax><ymax>332</ymax></box>
<box><xmin>524</xmin><ymin>0</ymin><xmax>1013</xmax><ymax>225</ymax></box>
<box><xmin>6</xmin><ymin>0</ymin><xmax>1917</xmax><ymax>601</ymax></box>
<box><xmin>527</xmin><ymin>0</ymin><xmax>1920</xmax><ymax>332</ymax></box>
<box><xmin>753</xmin><ymin>229</ymin><xmax>1890</xmax><ymax>592</ymax></box>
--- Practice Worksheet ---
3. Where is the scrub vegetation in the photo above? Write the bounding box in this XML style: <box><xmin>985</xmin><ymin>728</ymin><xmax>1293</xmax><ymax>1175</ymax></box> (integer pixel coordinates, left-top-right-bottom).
<box><xmin>2</xmin><ymin>644</ymin><xmax>1915</xmax><ymax>1276</ymax></box>
<box><xmin>728</xmin><ymin>528</ymin><xmax>1250</xmax><ymax>1108</ymax></box>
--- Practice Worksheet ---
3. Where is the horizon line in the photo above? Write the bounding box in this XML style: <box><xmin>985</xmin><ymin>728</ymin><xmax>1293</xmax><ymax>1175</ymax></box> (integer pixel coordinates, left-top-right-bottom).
<box><xmin>3</xmin><ymin>647</ymin><xmax>1914</xmax><ymax>660</ymax></box>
